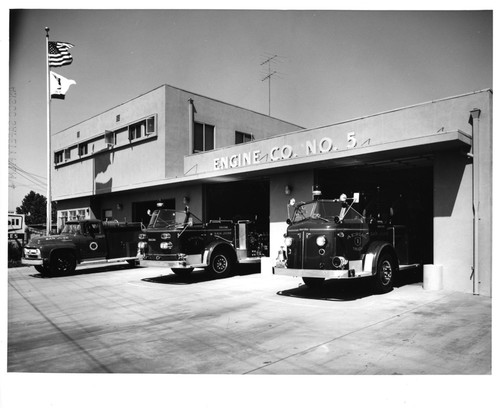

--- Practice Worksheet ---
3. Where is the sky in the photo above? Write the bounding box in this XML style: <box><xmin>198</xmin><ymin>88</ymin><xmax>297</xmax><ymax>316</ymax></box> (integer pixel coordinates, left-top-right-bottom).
<box><xmin>5</xmin><ymin>6</ymin><xmax>493</xmax><ymax>212</ymax></box>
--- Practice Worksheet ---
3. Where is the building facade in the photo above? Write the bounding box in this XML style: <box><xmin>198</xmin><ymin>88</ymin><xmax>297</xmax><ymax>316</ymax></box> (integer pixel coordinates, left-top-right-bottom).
<box><xmin>53</xmin><ymin>86</ymin><xmax>493</xmax><ymax>296</ymax></box>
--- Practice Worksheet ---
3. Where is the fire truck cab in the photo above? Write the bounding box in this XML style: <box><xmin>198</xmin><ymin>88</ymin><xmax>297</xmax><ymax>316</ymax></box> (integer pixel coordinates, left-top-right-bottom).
<box><xmin>273</xmin><ymin>190</ymin><xmax>419</xmax><ymax>293</ymax></box>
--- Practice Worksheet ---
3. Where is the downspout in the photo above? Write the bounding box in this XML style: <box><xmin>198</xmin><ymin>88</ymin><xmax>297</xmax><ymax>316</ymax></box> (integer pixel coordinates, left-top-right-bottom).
<box><xmin>188</xmin><ymin>98</ymin><xmax>195</xmax><ymax>154</ymax></box>
<box><xmin>469</xmin><ymin>108</ymin><xmax>481</xmax><ymax>295</ymax></box>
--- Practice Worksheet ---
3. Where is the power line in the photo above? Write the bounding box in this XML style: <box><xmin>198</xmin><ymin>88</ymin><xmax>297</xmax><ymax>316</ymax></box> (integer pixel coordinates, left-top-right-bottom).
<box><xmin>8</xmin><ymin>160</ymin><xmax>47</xmax><ymax>191</ymax></box>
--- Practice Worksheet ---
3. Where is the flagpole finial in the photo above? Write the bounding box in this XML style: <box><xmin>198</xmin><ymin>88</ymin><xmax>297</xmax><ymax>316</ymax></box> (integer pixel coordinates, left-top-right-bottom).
<box><xmin>45</xmin><ymin>27</ymin><xmax>50</xmax><ymax>35</ymax></box>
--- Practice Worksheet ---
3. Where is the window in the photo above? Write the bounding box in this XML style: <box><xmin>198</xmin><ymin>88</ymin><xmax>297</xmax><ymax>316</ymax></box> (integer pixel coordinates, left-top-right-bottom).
<box><xmin>54</xmin><ymin>151</ymin><xmax>64</xmax><ymax>164</ymax></box>
<box><xmin>78</xmin><ymin>143</ymin><xmax>88</xmax><ymax>156</ymax></box>
<box><xmin>64</xmin><ymin>149</ymin><xmax>71</xmax><ymax>160</ymax></box>
<box><xmin>116</xmin><ymin>115</ymin><xmax>121</xmax><ymax>122</ymax></box>
<box><xmin>235</xmin><ymin>131</ymin><xmax>253</xmax><ymax>144</ymax></box>
<box><xmin>146</xmin><ymin>115</ymin><xmax>156</xmax><ymax>134</ymax></box>
<box><xmin>105</xmin><ymin>130</ymin><xmax>115</xmax><ymax>146</ymax></box>
<box><xmin>85</xmin><ymin>221</ymin><xmax>102</xmax><ymax>235</ymax></box>
<box><xmin>129</xmin><ymin>122</ymin><xmax>143</xmax><ymax>141</ymax></box>
<box><xmin>77</xmin><ymin>131</ymin><xmax>80</xmax><ymax>138</ymax></box>
<box><xmin>193</xmin><ymin>122</ymin><xmax>215</xmax><ymax>153</ymax></box>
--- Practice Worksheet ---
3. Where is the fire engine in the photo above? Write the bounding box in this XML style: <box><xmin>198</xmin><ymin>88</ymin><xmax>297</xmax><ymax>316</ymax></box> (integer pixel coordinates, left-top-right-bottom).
<box><xmin>138</xmin><ymin>203</ymin><xmax>268</xmax><ymax>278</ymax></box>
<box><xmin>273</xmin><ymin>188</ymin><xmax>419</xmax><ymax>293</ymax></box>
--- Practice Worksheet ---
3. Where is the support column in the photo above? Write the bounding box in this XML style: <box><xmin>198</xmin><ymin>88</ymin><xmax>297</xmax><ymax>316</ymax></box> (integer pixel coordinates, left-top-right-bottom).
<box><xmin>188</xmin><ymin>98</ymin><xmax>195</xmax><ymax>155</ymax></box>
<box><xmin>469</xmin><ymin>109</ymin><xmax>481</xmax><ymax>295</ymax></box>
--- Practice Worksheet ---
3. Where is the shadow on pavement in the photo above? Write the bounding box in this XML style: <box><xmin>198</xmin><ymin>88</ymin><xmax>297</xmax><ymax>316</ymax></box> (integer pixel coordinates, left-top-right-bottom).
<box><xmin>277</xmin><ymin>268</ymin><xmax>423</xmax><ymax>302</ymax></box>
<box><xmin>277</xmin><ymin>279</ymin><xmax>376</xmax><ymax>301</ymax></box>
<box><xmin>29</xmin><ymin>263</ymin><xmax>142</xmax><ymax>279</ymax></box>
<box><xmin>142</xmin><ymin>264</ymin><xmax>260</xmax><ymax>285</ymax></box>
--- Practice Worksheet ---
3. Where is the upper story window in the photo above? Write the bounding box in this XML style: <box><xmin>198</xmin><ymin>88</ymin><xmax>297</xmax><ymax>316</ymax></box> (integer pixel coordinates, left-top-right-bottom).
<box><xmin>54</xmin><ymin>151</ymin><xmax>64</xmax><ymax>164</ymax></box>
<box><xmin>55</xmin><ymin>113</ymin><xmax>157</xmax><ymax>167</ymax></box>
<box><xmin>235</xmin><ymin>131</ymin><xmax>253</xmax><ymax>144</ymax></box>
<box><xmin>194</xmin><ymin>122</ymin><xmax>215</xmax><ymax>153</ymax></box>
<box><xmin>78</xmin><ymin>142</ymin><xmax>88</xmax><ymax>156</ymax></box>
<box><xmin>129</xmin><ymin>122</ymin><xmax>144</xmax><ymax>141</ymax></box>
<box><xmin>105</xmin><ymin>130</ymin><xmax>116</xmax><ymax>147</ymax></box>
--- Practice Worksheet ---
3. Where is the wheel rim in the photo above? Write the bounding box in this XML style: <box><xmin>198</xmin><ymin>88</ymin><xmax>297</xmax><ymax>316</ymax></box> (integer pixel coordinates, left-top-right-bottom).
<box><xmin>57</xmin><ymin>256</ymin><xmax>73</xmax><ymax>273</ymax></box>
<box><xmin>212</xmin><ymin>254</ymin><xmax>228</xmax><ymax>274</ymax></box>
<box><xmin>380</xmin><ymin>259</ymin><xmax>393</xmax><ymax>285</ymax></box>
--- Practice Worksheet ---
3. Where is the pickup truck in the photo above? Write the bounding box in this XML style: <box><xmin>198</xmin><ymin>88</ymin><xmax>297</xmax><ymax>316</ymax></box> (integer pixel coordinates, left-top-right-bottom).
<box><xmin>22</xmin><ymin>219</ymin><xmax>143</xmax><ymax>276</ymax></box>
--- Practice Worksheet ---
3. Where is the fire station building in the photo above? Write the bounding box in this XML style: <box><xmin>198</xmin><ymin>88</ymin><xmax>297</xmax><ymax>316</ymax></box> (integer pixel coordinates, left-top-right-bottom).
<box><xmin>52</xmin><ymin>85</ymin><xmax>492</xmax><ymax>296</ymax></box>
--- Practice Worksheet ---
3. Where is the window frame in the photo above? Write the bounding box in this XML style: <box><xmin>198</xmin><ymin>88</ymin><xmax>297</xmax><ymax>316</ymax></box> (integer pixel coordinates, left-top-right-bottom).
<box><xmin>235</xmin><ymin>131</ymin><xmax>253</xmax><ymax>144</ymax></box>
<box><xmin>193</xmin><ymin>122</ymin><xmax>215</xmax><ymax>153</ymax></box>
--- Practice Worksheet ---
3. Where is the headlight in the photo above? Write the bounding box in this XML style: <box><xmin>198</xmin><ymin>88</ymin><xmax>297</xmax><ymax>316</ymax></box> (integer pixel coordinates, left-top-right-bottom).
<box><xmin>284</xmin><ymin>236</ymin><xmax>293</xmax><ymax>247</ymax></box>
<box><xmin>160</xmin><ymin>241</ymin><xmax>173</xmax><ymax>250</ymax></box>
<box><xmin>139</xmin><ymin>233</ymin><xmax>147</xmax><ymax>240</ymax></box>
<box><xmin>316</xmin><ymin>235</ymin><xmax>327</xmax><ymax>247</ymax></box>
<box><xmin>24</xmin><ymin>248</ymin><xmax>41</xmax><ymax>257</ymax></box>
<box><xmin>161</xmin><ymin>233</ymin><xmax>171</xmax><ymax>240</ymax></box>
<box><xmin>138</xmin><ymin>241</ymin><xmax>147</xmax><ymax>249</ymax></box>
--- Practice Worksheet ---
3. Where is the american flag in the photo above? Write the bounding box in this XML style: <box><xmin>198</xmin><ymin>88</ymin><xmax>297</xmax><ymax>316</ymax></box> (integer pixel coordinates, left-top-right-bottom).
<box><xmin>48</xmin><ymin>41</ymin><xmax>74</xmax><ymax>67</ymax></box>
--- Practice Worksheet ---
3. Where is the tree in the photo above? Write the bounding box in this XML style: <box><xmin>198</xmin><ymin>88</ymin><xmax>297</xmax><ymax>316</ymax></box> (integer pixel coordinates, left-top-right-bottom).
<box><xmin>15</xmin><ymin>191</ymin><xmax>56</xmax><ymax>225</ymax></box>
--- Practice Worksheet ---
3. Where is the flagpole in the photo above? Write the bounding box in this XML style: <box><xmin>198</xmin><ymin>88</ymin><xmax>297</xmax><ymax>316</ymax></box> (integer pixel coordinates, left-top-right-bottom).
<box><xmin>45</xmin><ymin>27</ymin><xmax>52</xmax><ymax>235</ymax></box>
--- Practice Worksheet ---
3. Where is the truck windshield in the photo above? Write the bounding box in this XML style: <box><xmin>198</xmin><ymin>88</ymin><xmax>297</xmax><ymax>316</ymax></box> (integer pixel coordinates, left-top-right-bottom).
<box><xmin>61</xmin><ymin>223</ymin><xmax>82</xmax><ymax>234</ymax></box>
<box><xmin>292</xmin><ymin>200</ymin><xmax>363</xmax><ymax>223</ymax></box>
<box><xmin>148</xmin><ymin>209</ymin><xmax>202</xmax><ymax>229</ymax></box>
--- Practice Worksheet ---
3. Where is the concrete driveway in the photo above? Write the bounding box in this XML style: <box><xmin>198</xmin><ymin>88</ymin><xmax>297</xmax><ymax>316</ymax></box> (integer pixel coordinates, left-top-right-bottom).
<box><xmin>7</xmin><ymin>263</ymin><xmax>491</xmax><ymax>374</ymax></box>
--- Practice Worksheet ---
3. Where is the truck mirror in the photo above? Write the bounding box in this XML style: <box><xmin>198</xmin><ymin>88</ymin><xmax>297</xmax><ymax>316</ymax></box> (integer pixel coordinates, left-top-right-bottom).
<box><xmin>288</xmin><ymin>198</ymin><xmax>296</xmax><ymax>207</ymax></box>
<box><xmin>286</xmin><ymin>218</ymin><xmax>292</xmax><ymax>225</ymax></box>
<box><xmin>147</xmin><ymin>209</ymin><xmax>152</xmax><ymax>216</ymax></box>
<box><xmin>353</xmin><ymin>192</ymin><xmax>360</xmax><ymax>203</ymax></box>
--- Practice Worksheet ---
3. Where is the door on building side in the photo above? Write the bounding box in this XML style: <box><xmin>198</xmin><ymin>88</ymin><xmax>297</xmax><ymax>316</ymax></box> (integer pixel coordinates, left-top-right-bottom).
<box><xmin>204</xmin><ymin>179</ymin><xmax>270</xmax><ymax>235</ymax></box>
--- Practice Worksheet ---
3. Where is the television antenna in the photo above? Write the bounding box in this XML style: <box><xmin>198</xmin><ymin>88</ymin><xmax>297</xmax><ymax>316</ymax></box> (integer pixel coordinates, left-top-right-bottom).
<box><xmin>260</xmin><ymin>54</ymin><xmax>284</xmax><ymax>116</ymax></box>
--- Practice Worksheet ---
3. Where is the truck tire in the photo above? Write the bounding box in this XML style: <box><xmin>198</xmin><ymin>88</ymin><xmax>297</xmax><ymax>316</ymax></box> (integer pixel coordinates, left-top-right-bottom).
<box><xmin>172</xmin><ymin>268</ymin><xmax>193</xmax><ymax>277</ymax></box>
<box><xmin>34</xmin><ymin>265</ymin><xmax>49</xmax><ymax>275</ymax></box>
<box><xmin>302</xmin><ymin>277</ymin><xmax>325</xmax><ymax>289</ymax></box>
<box><xmin>207</xmin><ymin>249</ymin><xmax>233</xmax><ymax>279</ymax></box>
<box><xmin>50</xmin><ymin>251</ymin><xmax>76</xmax><ymax>276</ymax></box>
<box><xmin>373</xmin><ymin>252</ymin><xmax>395</xmax><ymax>294</ymax></box>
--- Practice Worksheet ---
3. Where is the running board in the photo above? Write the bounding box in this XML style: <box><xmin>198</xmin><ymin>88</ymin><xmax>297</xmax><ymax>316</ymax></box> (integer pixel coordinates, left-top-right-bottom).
<box><xmin>79</xmin><ymin>257</ymin><xmax>139</xmax><ymax>266</ymax></box>
<box><xmin>238</xmin><ymin>258</ymin><xmax>262</xmax><ymax>264</ymax></box>
<box><xmin>399</xmin><ymin>264</ymin><xmax>421</xmax><ymax>271</ymax></box>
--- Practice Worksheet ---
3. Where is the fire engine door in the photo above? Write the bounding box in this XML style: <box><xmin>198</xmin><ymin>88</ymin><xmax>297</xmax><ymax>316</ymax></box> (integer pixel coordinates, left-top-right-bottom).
<box><xmin>80</xmin><ymin>221</ymin><xmax>107</xmax><ymax>259</ymax></box>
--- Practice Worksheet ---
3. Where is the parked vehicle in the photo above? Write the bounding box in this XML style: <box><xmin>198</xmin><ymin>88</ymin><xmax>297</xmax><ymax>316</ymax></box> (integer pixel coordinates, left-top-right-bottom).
<box><xmin>139</xmin><ymin>204</ymin><xmax>268</xmax><ymax>278</ymax></box>
<box><xmin>22</xmin><ymin>219</ymin><xmax>142</xmax><ymax>276</ymax></box>
<box><xmin>273</xmin><ymin>192</ymin><xmax>419</xmax><ymax>293</ymax></box>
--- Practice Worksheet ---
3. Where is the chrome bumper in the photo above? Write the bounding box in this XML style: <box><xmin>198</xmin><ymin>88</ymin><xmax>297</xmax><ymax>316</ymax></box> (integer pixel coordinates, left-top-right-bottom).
<box><xmin>272</xmin><ymin>266</ymin><xmax>372</xmax><ymax>279</ymax></box>
<box><xmin>21</xmin><ymin>258</ymin><xmax>43</xmax><ymax>266</ymax></box>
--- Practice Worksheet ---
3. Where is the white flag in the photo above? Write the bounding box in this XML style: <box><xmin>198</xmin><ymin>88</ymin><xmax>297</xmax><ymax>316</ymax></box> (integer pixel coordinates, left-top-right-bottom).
<box><xmin>50</xmin><ymin>71</ymin><xmax>76</xmax><ymax>100</ymax></box>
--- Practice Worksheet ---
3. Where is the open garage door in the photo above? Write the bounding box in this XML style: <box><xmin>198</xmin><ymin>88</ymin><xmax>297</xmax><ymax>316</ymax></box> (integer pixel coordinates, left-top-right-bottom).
<box><xmin>316</xmin><ymin>157</ymin><xmax>433</xmax><ymax>266</ymax></box>
<box><xmin>204</xmin><ymin>179</ymin><xmax>270</xmax><ymax>233</ymax></box>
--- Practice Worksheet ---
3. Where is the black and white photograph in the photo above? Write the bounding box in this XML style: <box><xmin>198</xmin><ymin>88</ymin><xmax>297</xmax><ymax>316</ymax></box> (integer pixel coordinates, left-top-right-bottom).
<box><xmin>3</xmin><ymin>3</ymin><xmax>497</xmax><ymax>408</ymax></box>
